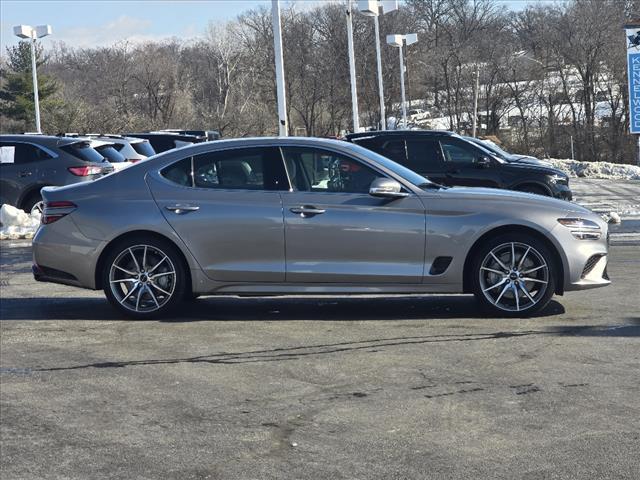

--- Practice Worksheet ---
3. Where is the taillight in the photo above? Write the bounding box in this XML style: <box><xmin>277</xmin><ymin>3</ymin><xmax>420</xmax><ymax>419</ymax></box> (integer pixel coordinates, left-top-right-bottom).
<box><xmin>68</xmin><ymin>166</ymin><xmax>103</xmax><ymax>176</ymax></box>
<box><xmin>42</xmin><ymin>201</ymin><xmax>76</xmax><ymax>224</ymax></box>
<box><xmin>129</xmin><ymin>158</ymin><xmax>142</xmax><ymax>163</ymax></box>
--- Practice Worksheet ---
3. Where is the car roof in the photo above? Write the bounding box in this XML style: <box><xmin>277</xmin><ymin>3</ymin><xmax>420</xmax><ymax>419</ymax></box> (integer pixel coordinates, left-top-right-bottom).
<box><xmin>345</xmin><ymin>130</ymin><xmax>458</xmax><ymax>141</ymax></box>
<box><xmin>0</xmin><ymin>134</ymin><xmax>90</xmax><ymax>147</ymax></box>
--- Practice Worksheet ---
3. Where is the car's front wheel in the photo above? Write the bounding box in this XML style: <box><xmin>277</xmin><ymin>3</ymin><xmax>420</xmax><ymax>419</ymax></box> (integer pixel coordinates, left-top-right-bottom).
<box><xmin>471</xmin><ymin>234</ymin><xmax>557</xmax><ymax>317</ymax></box>
<box><xmin>102</xmin><ymin>237</ymin><xmax>186</xmax><ymax>319</ymax></box>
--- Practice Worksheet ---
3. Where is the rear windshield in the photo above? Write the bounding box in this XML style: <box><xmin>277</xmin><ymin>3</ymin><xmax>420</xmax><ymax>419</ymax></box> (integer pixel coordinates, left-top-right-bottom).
<box><xmin>96</xmin><ymin>145</ymin><xmax>127</xmax><ymax>163</ymax></box>
<box><xmin>131</xmin><ymin>141</ymin><xmax>156</xmax><ymax>157</ymax></box>
<box><xmin>61</xmin><ymin>142</ymin><xmax>106</xmax><ymax>163</ymax></box>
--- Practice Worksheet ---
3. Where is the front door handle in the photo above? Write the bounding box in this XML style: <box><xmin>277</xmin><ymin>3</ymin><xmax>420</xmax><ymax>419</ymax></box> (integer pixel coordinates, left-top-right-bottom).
<box><xmin>165</xmin><ymin>204</ymin><xmax>200</xmax><ymax>214</ymax></box>
<box><xmin>290</xmin><ymin>206</ymin><xmax>326</xmax><ymax>217</ymax></box>
<box><xmin>19</xmin><ymin>171</ymin><xmax>32</xmax><ymax>177</ymax></box>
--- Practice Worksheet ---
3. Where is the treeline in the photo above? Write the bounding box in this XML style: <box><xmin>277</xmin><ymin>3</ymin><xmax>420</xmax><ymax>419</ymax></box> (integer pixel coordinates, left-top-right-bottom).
<box><xmin>0</xmin><ymin>0</ymin><xmax>637</xmax><ymax>163</ymax></box>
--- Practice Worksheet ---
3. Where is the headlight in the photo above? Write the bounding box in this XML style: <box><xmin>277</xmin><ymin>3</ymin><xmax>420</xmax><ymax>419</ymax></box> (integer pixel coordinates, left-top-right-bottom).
<box><xmin>549</xmin><ymin>174</ymin><xmax>568</xmax><ymax>185</ymax></box>
<box><xmin>557</xmin><ymin>218</ymin><xmax>601</xmax><ymax>239</ymax></box>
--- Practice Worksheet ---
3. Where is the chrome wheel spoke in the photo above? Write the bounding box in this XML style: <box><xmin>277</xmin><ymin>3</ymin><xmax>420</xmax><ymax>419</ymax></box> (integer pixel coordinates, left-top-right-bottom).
<box><xmin>146</xmin><ymin>285</ymin><xmax>160</xmax><ymax>308</ymax></box>
<box><xmin>481</xmin><ymin>266</ymin><xmax>505</xmax><ymax>275</ymax></box>
<box><xmin>512</xmin><ymin>283</ymin><xmax>520</xmax><ymax>311</ymax></box>
<box><xmin>114</xmin><ymin>264</ymin><xmax>137</xmax><ymax>276</ymax></box>
<box><xmin>510</xmin><ymin>243</ymin><xmax>516</xmax><ymax>269</ymax></box>
<box><xmin>135</xmin><ymin>286</ymin><xmax>143</xmax><ymax>311</ymax></box>
<box><xmin>120</xmin><ymin>283</ymin><xmax>140</xmax><ymax>305</ymax></box>
<box><xmin>128</xmin><ymin>248</ymin><xmax>141</xmax><ymax>273</ymax></box>
<box><xmin>519</xmin><ymin>283</ymin><xmax>536</xmax><ymax>303</ymax></box>
<box><xmin>110</xmin><ymin>277</ymin><xmax>136</xmax><ymax>284</ymax></box>
<box><xmin>517</xmin><ymin>246</ymin><xmax>531</xmax><ymax>270</ymax></box>
<box><xmin>523</xmin><ymin>264</ymin><xmax>545</xmax><ymax>275</ymax></box>
<box><xmin>148</xmin><ymin>255</ymin><xmax>168</xmax><ymax>274</ymax></box>
<box><xmin>142</xmin><ymin>246</ymin><xmax>148</xmax><ymax>271</ymax></box>
<box><xmin>150</xmin><ymin>270</ymin><xmax>175</xmax><ymax>279</ymax></box>
<box><xmin>483</xmin><ymin>277</ymin><xmax>508</xmax><ymax>293</ymax></box>
<box><xmin>523</xmin><ymin>277</ymin><xmax>547</xmax><ymax>284</ymax></box>
<box><xmin>149</xmin><ymin>281</ymin><xmax>171</xmax><ymax>296</ymax></box>
<box><xmin>494</xmin><ymin>282</ymin><xmax>511</xmax><ymax>305</ymax></box>
<box><xmin>490</xmin><ymin>252</ymin><xmax>510</xmax><ymax>272</ymax></box>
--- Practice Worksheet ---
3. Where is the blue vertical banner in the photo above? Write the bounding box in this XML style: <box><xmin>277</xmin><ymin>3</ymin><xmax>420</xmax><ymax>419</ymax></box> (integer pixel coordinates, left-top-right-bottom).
<box><xmin>625</xmin><ymin>25</ymin><xmax>640</xmax><ymax>134</ymax></box>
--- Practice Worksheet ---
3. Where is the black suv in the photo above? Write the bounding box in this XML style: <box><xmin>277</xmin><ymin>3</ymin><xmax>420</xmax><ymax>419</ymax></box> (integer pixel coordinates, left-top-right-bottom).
<box><xmin>345</xmin><ymin>130</ymin><xmax>572</xmax><ymax>200</ymax></box>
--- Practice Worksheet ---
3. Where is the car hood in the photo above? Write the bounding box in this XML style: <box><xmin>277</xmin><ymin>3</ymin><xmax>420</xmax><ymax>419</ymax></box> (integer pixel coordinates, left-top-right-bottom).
<box><xmin>429</xmin><ymin>186</ymin><xmax>591</xmax><ymax>214</ymax></box>
<box><xmin>501</xmin><ymin>159</ymin><xmax>565</xmax><ymax>176</ymax></box>
<box><xmin>508</xmin><ymin>155</ymin><xmax>554</xmax><ymax>167</ymax></box>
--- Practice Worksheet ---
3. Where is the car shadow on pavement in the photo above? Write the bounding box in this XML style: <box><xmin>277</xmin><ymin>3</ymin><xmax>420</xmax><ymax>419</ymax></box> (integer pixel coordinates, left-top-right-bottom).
<box><xmin>0</xmin><ymin>295</ymin><xmax>565</xmax><ymax>322</ymax></box>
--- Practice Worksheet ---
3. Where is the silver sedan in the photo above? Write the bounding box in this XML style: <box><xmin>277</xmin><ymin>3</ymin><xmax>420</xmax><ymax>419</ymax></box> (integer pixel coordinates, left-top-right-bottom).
<box><xmin>32</xmin><ymin>137</ymin><xmax>610</xmax><ymax>319</ymax></box>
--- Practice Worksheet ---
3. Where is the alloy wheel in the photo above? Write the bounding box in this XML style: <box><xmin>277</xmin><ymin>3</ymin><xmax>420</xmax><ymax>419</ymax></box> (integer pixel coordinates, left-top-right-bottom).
<box><xmin>109</xmin><ymin>244</ymin><xmax>177</xmax><ymax>313</ymax></box>
<box><xmin>479</xmin><ymin>242</ymin><xmax>549</xmax><ymax>312</ymax></box>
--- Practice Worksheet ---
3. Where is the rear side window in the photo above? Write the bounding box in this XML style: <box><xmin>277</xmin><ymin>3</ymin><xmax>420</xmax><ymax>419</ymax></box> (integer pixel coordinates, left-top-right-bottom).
<box><xmin>96</xmin><ymin>145</ymin><xmax>126</xmax><ymax>163</ymax></box>
<box><xmin>405</xmin><ymin>139</ymin><xmax>442</xmax><ymax>172</ymax></box>
<box><xmin>161</xmin><ymin>147</ymin><xmax>289</xmax><ymax>191</ymax></box>
<box><xmin>61</xmin><ymin>142</ymin><xmax>106</xmax><ymax>163</ymax></box>
<box><xmin>131</xmin><ymin>141</ymin><xmax>156</xmax><ymax>157</ymax></box>
<box><xmin>380</xmin><ymin>140</ymin><xmax>407</xmax><ymax>163</ymax></box>
<box><xmin>0</xmin><ymin>142</ymin><xmax>52</xmax><ymax>164</ymax></box>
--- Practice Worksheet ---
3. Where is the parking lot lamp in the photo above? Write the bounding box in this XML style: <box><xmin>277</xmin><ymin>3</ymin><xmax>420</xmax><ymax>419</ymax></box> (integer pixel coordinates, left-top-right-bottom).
<box><xmin>13</xmin><ymin>25</ymin><xmax>52</xmax><ymax>134</ymax></box>
<box><xmin>386</xmin><ymin>33</ymin><xmax>417</xmax><ymax>129</ymax></box>
<box><xmin>357</xmin><ymin>0</ymin><xmax>398</xmax><ymax>130</ymax></box>
<box><xmin>346</xmin><ymin>1</ymin><xmax>360</xmax><ymax>132</ymax></box>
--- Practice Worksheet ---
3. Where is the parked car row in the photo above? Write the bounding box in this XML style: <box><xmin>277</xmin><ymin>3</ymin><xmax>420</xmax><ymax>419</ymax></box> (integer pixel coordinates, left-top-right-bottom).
<box><xmin>0</xmin><ymin>130</ymin><xmax>220</xmax><ymax>212</ymax></box>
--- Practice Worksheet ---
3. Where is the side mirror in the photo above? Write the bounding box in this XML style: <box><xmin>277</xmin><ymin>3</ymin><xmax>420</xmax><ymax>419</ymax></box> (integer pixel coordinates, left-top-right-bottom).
<box><xmin>475</xmin><ymin>156</ymin><xmax>491</xmax><ymax>168</ymax></box>
<box><xmin>369</xmin><ymin>177</ymin><xmax>409</xmax><ymax>199</ymax></box>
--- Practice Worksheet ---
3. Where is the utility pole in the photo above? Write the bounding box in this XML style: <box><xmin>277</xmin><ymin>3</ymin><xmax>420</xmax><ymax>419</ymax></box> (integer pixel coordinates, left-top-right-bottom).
<box><xmin>472</xmin><ymin>64</ymin><xmax>480</xmax><ymax>137</ymax></box>
<box><xmin>346</xmin><ymin>2</ymin><xmax>360</xmax><ymax>132</ymax></box>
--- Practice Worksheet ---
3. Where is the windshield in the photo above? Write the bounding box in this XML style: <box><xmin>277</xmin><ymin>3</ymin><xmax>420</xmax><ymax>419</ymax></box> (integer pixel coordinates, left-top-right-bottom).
<box><xmin>96</xmin><ymin>145</ymin><xmax>126</xmax><ymax>163</ymax></box>
<box><xmin>61</xmin><ymin>141</ymin><xmax>106</xmax><ymax>163</ymax></box>
<box><xmin>131</xmin><ymin>140</ymin><xmax>156</xmax><ymax>157</ymax></box>
<box><xmin>346</xmin><ymin>142</ymin><xmax>433</xmax><ymax>187</ymax></box>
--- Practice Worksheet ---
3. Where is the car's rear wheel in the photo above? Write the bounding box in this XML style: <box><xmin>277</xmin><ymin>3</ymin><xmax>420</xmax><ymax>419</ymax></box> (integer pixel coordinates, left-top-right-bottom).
<box><xmin>22</xmin><ymin>192</ymin><xmax>43</xmax><ymax>214</ymax></box>
<box><xmin>471</xmin><ymin>234</ymin><xmax>556</xmax><ymax>317</ymax></box>
<box><xmin>102</xmin><ymin>237</ymin><xmax>186</xmax><ymax>319</ymax></box>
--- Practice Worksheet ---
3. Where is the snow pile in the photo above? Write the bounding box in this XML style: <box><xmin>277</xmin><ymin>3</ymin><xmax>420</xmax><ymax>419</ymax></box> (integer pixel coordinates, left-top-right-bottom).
<box><xmin>0</xmin><ymin>204</ymin><xmax>40</xmax><ymax>240</ymax></box>
<box><xmin>549</xmin><ymin>159</ymin><xmax>640</xmax><ymax>180</ymax></box>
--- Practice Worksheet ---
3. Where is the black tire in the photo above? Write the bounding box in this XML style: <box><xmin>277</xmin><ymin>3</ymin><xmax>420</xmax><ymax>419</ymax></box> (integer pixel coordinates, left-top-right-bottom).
<box><xmin>471</xmin><ymin>233</ymin><xmax>557</xmax><ymax>318</ymax></box>
<box><xmin>515</xmin><ymin>184</ymin><xmax>549</xmax><ymax>196</ymax></box>
<box><xmin>101</xmin><ymin>236</ymin><xmax>187</xmax><ymax>319</ymax></box>
<box><xmin>22</xmin><ymin>192</ymin><xmax>43</xmax><ymax>214</ymax></box>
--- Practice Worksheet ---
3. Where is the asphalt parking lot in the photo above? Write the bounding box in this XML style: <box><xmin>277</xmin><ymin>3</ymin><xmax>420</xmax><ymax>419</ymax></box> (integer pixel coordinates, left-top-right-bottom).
<box><xmin>1</xmin><ymin>241</ymin><xmax>639</xmax><ymax>479</ymax></box>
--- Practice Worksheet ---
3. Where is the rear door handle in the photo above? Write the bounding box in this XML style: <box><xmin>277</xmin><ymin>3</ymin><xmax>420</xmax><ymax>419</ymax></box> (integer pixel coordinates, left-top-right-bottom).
<box><xmin>165</xmin><ymin>204</ymin><xmax>200</xmax><ymax>214</ymax></box>
<box><xmin>290</xmin><ymin>206</ymin><xmax>326</xmax><ymax>217</ymax></box>
<box><xmin>19</xmin><ymin>171</ymin><xmax>32</xmax><ymax>177</ymax></box>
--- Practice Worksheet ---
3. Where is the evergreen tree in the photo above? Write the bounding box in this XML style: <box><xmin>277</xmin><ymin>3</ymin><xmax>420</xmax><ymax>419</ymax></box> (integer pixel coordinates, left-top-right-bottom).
<box><xmin>0</xmin><ymin>40</ymin><xmax>58</xmax><ymax>129</ymax></box>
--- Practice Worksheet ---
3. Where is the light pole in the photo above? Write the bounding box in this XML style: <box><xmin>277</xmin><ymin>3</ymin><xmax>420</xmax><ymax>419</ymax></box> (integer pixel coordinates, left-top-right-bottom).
<box><xmin>386</xmin><ymin>33</ymin><xmax>417</xmax><ymax>129</ymax></box>
<box><xmin>271</xmin><ymin>0</ymin><xmax>288</xmax><ymax>136</ymax></box>
<box><xmin>345</xmin><ymin>1</ymin><xmax>360</xmax><ymax>132</ymax></box>
<box><xmin>472</xmin><ymin>63</ymin><xmax>479</xmax><ymax>137</ymax></box>
<box><xmin>357</xmin><ymin>0</ymin><xmax>398</xmax><ymax>131</ymax></box>
<box><xmin>13</xmin><ymin>24</ymin><xmax>52</xmax><ymax>134</ymax></box>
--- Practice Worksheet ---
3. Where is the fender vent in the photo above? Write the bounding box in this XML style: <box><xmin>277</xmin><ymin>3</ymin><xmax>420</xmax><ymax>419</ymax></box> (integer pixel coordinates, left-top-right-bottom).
<box><xmin>429</xmin><ymin>256</ymin><xmax>452</xmax><ymax>275</ymax></box>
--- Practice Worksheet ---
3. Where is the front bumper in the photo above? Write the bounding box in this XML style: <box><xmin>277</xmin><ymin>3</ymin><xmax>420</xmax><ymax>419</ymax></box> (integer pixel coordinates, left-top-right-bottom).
<box><xmin>552</xmin><ymin>183</ymin><xmax>572</xmax><ymax>201</ymax></box>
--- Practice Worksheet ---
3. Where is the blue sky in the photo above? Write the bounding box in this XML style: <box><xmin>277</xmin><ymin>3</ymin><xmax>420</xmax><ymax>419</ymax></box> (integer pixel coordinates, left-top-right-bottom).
<box><xmin>1</xmin><ymin>0</ymin><xmax>537</xmax><ymax>53</ymax></box>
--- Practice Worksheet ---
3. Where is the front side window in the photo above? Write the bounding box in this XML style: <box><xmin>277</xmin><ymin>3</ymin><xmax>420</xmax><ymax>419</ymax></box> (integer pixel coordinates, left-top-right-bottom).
<box><xmin>161</xmin><ymin>147</ymin><xmax>289</xmax><ymax>191</ymax></box>
<box><xmin>281</xmin><ymin>147</ymin><xmax>380</xmax><ymax>194</ymax></box>
<box><xmin>440</xmin><ymin>140</ymin><xmax>478</xmax><ymax>165</ymax></box>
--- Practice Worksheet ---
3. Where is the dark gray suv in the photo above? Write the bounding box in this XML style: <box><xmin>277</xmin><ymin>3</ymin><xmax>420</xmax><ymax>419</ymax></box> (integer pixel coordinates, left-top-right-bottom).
<box><xmin>0</xmin><ymin>135</ymin><xmax>114</xmax><ymax>212</ymax></box>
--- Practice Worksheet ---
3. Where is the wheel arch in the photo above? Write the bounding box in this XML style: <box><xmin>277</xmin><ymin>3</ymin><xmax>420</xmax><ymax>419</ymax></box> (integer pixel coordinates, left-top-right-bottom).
<box><xmin>462</xmin><ymin>225</ymin><xmax>565</xmax><ymax>295</ymax></box>
<box><xmin>18</xmin><ymin>183</ymin><xmax>52</xmax><ymax>210</ymax></box>
<box><xmin>511</xmin><ymin>181</ymin><xmax>552</xmax><ymax>196</ymax></box>
<box><xmin>94</xmin><ymin>230</ymin><xmax>193</xmax><ymax>295</ymax></box>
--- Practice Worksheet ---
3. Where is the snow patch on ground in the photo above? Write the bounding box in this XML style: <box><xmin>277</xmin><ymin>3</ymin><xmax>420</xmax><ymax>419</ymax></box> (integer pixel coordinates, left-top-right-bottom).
<box><xmin>0</xmin><ymin>204</ymin><xmax>40</xmax><ymax>240</ymax></box>
<box><xmin>549</xmin><ymin>159</ymin><xmax>640</xmax><ymax>180</ymax></box>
